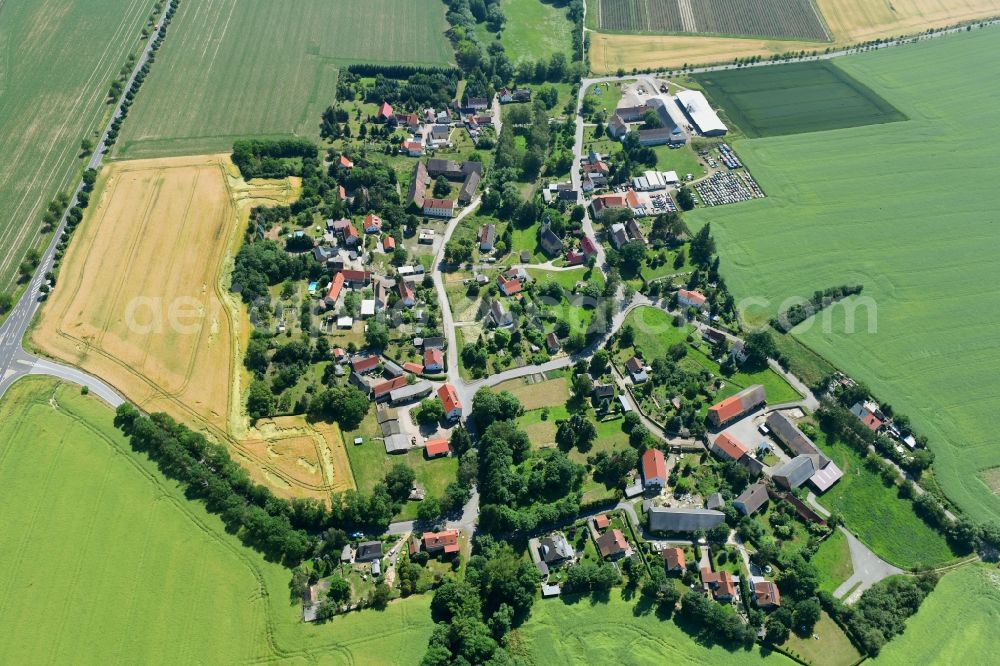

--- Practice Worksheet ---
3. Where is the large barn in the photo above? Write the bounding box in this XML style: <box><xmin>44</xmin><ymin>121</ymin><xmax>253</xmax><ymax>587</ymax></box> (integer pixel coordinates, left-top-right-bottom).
<box><xmin>675</xmin><ymin>90</ymin><xmax>728</xmax><ymax>136</ymax></box>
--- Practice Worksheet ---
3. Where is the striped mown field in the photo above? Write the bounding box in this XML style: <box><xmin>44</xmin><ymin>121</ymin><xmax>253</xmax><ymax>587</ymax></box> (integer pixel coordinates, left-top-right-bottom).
<box><xmin>0</xmin><ymin>0</ymin><xmax>153</xmax><ymax>293</ymax></box>
<box><xmin>115</xmin><ymin>0</ymin><xmax>454</xmax><ymax>158</ymax></box>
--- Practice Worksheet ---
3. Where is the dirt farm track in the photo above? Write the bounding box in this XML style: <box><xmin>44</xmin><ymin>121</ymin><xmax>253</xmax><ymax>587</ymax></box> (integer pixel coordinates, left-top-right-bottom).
<box><xmin>32</xmin><ymin>154</ymin><xmax>352</xmax><ymax>500</ymax></box>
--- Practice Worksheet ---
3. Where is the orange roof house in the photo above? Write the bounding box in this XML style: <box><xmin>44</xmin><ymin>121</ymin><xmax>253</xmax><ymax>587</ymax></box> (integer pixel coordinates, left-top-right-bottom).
<box><xmin>325</xmin><ymin>272</ymin><xmax>345</xmax><ymax>305</ymax></box>
<box><xmin>711</xmin><ymin>432</ymin><xmax>749</xmax><ymax>461</ymax></box>
<box><xmin>425</xmin><ymin>439</ymin><xmax>450</xmax><ymax>458</ymax></box>
<box><xmin>707</xmin><ymin>385</ymin><xmax>766</xmax><ymax>428</ymax></box>
<box><xmin>383</xmin><ymin>235</ymin><xmax>396</xmax><ymax>251</ymax></box>
<box><xmin>754</xmin><ymin>581</ymin><xmax>781</xmax><ymax>608</ymax></box>
<box><xmin>438</xmin><ymin>383</ymin><xmax>463</xmax><ymax>420</ymax></box>
<box><xmin>662</xmin><ymin>547</ymin><xmax>686</xmax><ymax>571</ymax></box>
<box><xmin>423</xmin><ymin>529</ymin><xmax>460</xmax><ymax>554</ymax></box>
<box><xmin>596</xmin><ymin>528</ymin><xmax>629</xmax><ymax>559</ymax></box>
<box><xmin>338</xmin><ymin>154</ymin><xmax>354</xmax><ymax>169</ymax></box>
<box><xmin>378</xmin><ymin>101</ymin><xmax>394</xmax><ymax>120</ymax></box>
<box><xmin>641</xmin><ymin>448</ymin><xmax>667</xmax><ymax>488</ymax></box>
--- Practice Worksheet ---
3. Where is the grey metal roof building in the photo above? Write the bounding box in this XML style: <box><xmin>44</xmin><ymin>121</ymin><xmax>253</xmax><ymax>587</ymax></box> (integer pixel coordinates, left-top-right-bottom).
<box><xmin>389</xmin><ymin>381</ymin><xmax>433</xmax><ymax>405</ymax></box>
<box><xmin>771</xmin><ymin>455</ymin><xmax>817</xmax><ymax>490</ymax></box>
<box><xmin>734</xmin><ymin>482</ymin><xmax>769</xmax><ymax>515</ymax></box>
<box><xmin>765</xmin><ymin>411</ymin><xmax>829</xmax><ymax>467</ymax></box>
<box><xmin>648</xmin><ymin>507</ymin><xmax>725</xmax><ymax>533</ymax></box>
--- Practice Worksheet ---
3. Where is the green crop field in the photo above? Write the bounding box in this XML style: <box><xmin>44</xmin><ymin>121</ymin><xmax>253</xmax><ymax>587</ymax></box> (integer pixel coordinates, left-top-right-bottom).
<box><xmin>873</xmin><ymin>564</ymin><xmax>1000</xmax><ymax>665</ymax></box>
<box><xmin>694</xmin><ymin>61</ymin><xmax>906</xmax><ymax>138</ymax></box>
<box><xmin>115</xmin><ymin>0</ymin><xmax>453</xmax><ymax>158</ymax></box>
<box><xmin>0</xmin><ymin>0</ymin><xmax>153</xmax><ymax>293</ymax></box>
<box><xmin>516</xmin><ymin>589</ymin><xmax>794</xmax><ymax>664</ymax></box>
<box><xmin>0</xmin><ymin>377</ymin><xmax>433</xmax><ymax>664</ymax></box>
<box><xmin>596</xmin><ymin>0</ymin><xmax>829</xmax><ymax>41</ymax></box>
<box><xmin>688</xmin><ymin>27</ymin><xmax>1000</xmax><ymax>523</ymax></box>
<box><xmin>478</xmin><ymin>0</ymin><xmax>574</xmax><ymax>64</ymax></box>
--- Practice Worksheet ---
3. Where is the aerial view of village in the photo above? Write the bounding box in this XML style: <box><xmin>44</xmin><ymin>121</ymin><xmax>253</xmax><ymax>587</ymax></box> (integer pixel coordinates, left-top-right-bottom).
<box><xmin>1</xmin><ymin>0</ymin><xmax>999</xmax><ymax>664</ymax></box>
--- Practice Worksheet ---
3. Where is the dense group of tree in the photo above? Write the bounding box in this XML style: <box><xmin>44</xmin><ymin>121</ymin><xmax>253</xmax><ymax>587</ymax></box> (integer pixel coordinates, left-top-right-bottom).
<box><xmin>828</xmin><ymin>573</ymin><xmax>938</xmax><ymax>655</ymax></box>
<box><xmin>365</xmin><ymin>71</ymin><xmax>459</xmax><ymax>111</ymax></box>
<box><xmin>231</xmin><ymin>240</ymin><xmax>321</xmax><ymax>304</ymax></box>
<box><xmin>470</xmin><ymin>388</ymin><xmax>585</xmax><ymax>534</ymax></box>
<box><xmin>231</xmin><ymin>138</ymin><xmax>318</xmax><ymax>179</ymax></box>
<box><xmin>422</xmin><ymin>536</ymin><xmax>539</xmax><ymax>665</ymax></box>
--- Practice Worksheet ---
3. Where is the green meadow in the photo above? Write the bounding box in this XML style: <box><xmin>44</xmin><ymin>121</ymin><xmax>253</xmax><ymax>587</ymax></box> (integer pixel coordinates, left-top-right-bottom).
<box><xmin>116</xmin><ymin>0</ymin><xmax>453</xmax><ymax>158</ymax></box>
<box><xmin>694</xmin><ymin>61</ymin><xmax>906</xmax><ymax>138</ymax></box>
<box><xmin>477</xmin><ymin>0</ymin><xmax>574</xmax><ymax>64</ymax></box>
<box><xmin>873</xmin><ymin>564</ymin><xmax>1000</xmax><ymax>665</ymax></box>
<box><xmin>0</xmin><ymin>0</ymin><xmax>152</xmax><ymax>292</ymax></box>
<box><xmin>689</xmin><ymin>27</ymin><xmax>1000</xmax><ymax>522</ymax></box>
<box><xmin>516</xmin><ymin>589</ymin><xmax>794</xmax><ymax>664</ymax></box>
<box><xmin>812</xmin><ymin>430</ymin><xmax>956</xmax><ymax>568</ymax></box>
<box><xmin>0</xmin><ymin>378</ymin><xmax>433</xmax><ymax>665</ymax></box>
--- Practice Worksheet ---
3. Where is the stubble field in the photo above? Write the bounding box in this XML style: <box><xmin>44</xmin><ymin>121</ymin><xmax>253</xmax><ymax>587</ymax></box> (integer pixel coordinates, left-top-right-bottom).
<box><xmin>0</xmin><ymin>377</ymin><xmax>432</xmax><ymax>665</ymax></box>
<box><xmin>0</xmin><ymin>0</ymin><xmax>152</xmax><ymax>293</ymax></box>
<box><xmin>588</xmin><ymin>0</ymin><xmax>1000</xmax><ymax>72</ymax></box>
<box><xmin>31</xmin><ymin>154</ymin><xmax>354</xmax><ymax>502</ymax></box>
<box><xmin>114</xmin><ymin>0</ymin><xmax>454</xmax><ymax>158</ymax></box>
<box><xmin>687</xmin><ymin>28</ymin><xmax>1000</xmax><ymax>522</ymax></box>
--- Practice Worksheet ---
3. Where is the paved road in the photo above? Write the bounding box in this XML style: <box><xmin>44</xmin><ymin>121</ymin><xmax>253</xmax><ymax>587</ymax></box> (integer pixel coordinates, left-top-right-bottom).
<box><xmin>833</xmin><ymin>526</ymin><xmax>903</xmax><ymax>603</ymax></box>
<box><xmin>808</xmin><ymin>492</ymin><xmax>904</xmax><ymax>603</ymax></box>
<box><xmin>0</xmin><ymin>24</ymin><xmax>166</xmax><ymax>406</ymax></box>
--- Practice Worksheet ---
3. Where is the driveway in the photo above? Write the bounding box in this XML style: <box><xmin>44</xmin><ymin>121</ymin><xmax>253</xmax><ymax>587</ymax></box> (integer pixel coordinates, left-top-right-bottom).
<box><xmin>832</xmin><ymin>526</ymin><xmax>904</xmax><ymax>603</ymax></box>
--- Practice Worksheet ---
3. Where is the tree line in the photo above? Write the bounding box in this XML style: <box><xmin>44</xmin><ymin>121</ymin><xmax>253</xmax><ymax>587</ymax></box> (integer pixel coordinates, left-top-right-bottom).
<box><xmin>770</xmin><ymin>284</ymin><xmax>864</xmax><ymax>333</ymax></box>
<box><xmin>112</xmin><ymin>406</ymin><xmax>428</xmax><ymax>565</ymax></box>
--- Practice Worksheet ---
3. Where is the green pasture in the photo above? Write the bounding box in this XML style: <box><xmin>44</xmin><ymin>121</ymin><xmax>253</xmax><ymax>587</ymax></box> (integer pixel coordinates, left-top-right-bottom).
<box><xmin>116</xmin><ymin>0</ymin><xmax>453</xmax><ymax>158</ymax></box>
<box><xmin>0</xmin><ymin>377</ymin><xmax>433</xmax><ymax>664</ymax></box>
<box><xmin>688</xmin><ymin>28</ymin><xmax>1000</xmax><ymax>522</ymax></box>
<box><xmin>873</xmin><ymin>564</ymin><xmax>1000</xmax><ymax>665</ymax></box>
<box><xmin>694</xmin><ymin>61</ymin><xmax>905</xmax><ymax>138</ymax></box>
<box><xmin>0</xmin><ymin>0</ymin><xmax>152</xmax><ymax>292</ymax></box>
<box><xmin>477</xmin><ymin>0</ymin><xmax>574</xmax><ymax>64</ymax></box>
<box><xmin>516</xmin><ymin>589</ymin><xmax>794</xmax><ymax>665</ymax></box>
<box><xmin>811</xmin><ymin>429</ymin><xmax>955</xmax><ymax>568</ymax></box>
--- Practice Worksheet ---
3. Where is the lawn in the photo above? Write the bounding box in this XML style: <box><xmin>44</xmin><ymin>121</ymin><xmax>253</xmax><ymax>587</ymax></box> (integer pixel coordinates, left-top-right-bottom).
<box><xmin>115</xmin><ymin>0</ymin><xmax>453</xmax><ymax>158</ymax></box>
<box><xmin>479</xmin><ymin>0</ymin><xmax>574</xmax><ymax>64</ymax></box>
<box><xmin>694</xmin><ymin>61</ymin><xmax>906</xmax><ymax>138</ymax></box>
<box><xmin>528</xmin><ymin>266</ymin><xmax>605</xmax><ymax>292</ymax></box>
<box><xmin>811</xmin><ymin>429</ymin><xmax>955</xmax><ymax>568</ymax></box>
<box><xmin>873</xmin><ymin>564</ymin><xmax>1000</xmax><ymax>666</ymax></box>
<box><xmin>342</xmin><ymin>411</ymin><xmax>459</xmax><ymax>520</ymax></box>
<box><xmin>515</xmin><ymin>588</ymin><xmax>794</xmax><ymax>665</ymax></box>
<box><xmin>0</xmin><ymin>377</ymin><xmax>433</xmax><ymax>665</ymax></box>
<box><xmin>687</xmin><ymin>28</ymin><xmax>1000</xmax><ymax>522</ymax></box>
<box><xmin>0</xmin><ymin>0</ymin><xmax>153</xmax><ymax>292</ymax></box>
<box><xmin>811</xmin><ymin>529</ymin><xmax>853</xmax><ymax>594</ymax></box>
<box><xmin>781</xmin><ymin>611</ymin><xmax>862</xmax><ymax>666</ymax></box>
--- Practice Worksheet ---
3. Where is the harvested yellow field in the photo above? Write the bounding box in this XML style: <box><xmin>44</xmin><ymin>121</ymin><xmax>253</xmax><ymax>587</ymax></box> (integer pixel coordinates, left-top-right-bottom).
<box><xmin>32</xmin><ymin>154</ymin><xmax>349</xmax><ymax>503</ymax></box>
<box><xmin>590</xmin><ymin>33</ymin><xmax>818</xmax><ymax>73</ymax></box>
<box><xmin>588</xmin><ymin>0</ymin><xmax>1000</xmax><ymax>72</ymax></box>
<box><xmin>820</xmin><ymin>0</ymin><xmax>1000</xmax><ymax>43</ymax></box>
